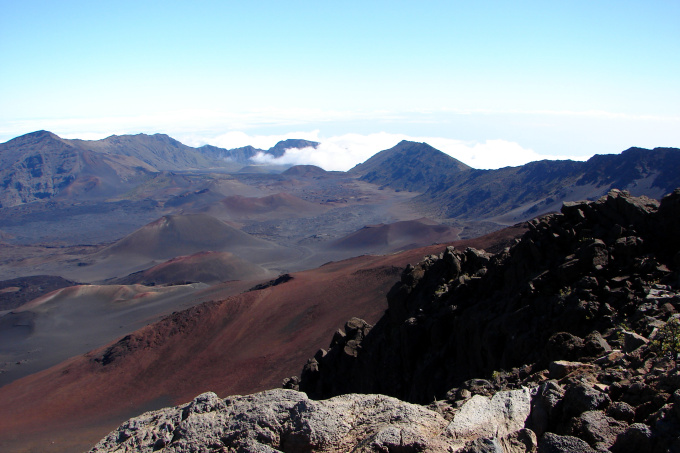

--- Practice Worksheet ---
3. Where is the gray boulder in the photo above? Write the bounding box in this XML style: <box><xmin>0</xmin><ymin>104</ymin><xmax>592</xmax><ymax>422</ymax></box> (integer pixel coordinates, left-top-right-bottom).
<box><xmin>561</xmin><ymin>383</ymin><xmax>611</xmax><ymax>417</ymax></box>
<box><xmin>537</xmin><ymin>432</ymin><xmax>597</xmax><ymax>453</ymax></box>
<box><xmin>447</xmin><ymin>388</ymin><xmax>532</xmax><ymax>449</ymax></box>
<box><xmin>610</xmin><ymin>423</ymin><xmax>654</xmax><ymax>453</ymax></box>
<box><xmin>568</xmin><ymin>410</ymin><xmax>627</xmax><ymax>451</ymax></box>
<box><xmin>90</xmin><ymin>389</ymin><xmax>454</xmax><ymax>452</ymax></box>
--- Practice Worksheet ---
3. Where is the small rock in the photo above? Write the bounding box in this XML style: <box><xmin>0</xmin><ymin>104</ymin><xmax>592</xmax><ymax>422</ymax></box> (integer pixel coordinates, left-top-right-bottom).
<box><xmin>621</xmin><ymin>330</ymin><xmax>649</xmax><ymax>352</ymax></box>
<box><xmin>561</xmin><ymin>383</ymin><xmax>611</xmax><ymax>417</ymax></box>
<box><xmin>459</xmin><ymin>388</ymin><xmax>473</xmax><ymax>400</ymax></box>
<box><xmin>502</xmin><ymin>428</ymin><xmax>538</xmax><ymax>453</ymax></box>
<box><xmin>546</xmin><ymin>332</ymin><xmax>585</xmax><ymax>362</ymax></box>
<box><xmin>594</xmin><ymin>350</ymin><xmax>625</xmax><ymax>366</ymax></box>
<box><xmin>610</xmin><ymin>423</ymin><xmax>653</xmax><ymax>453</ymax></box>
<box><xmin>584</xmin><ymin>331</ymin><xmax>612</xmax><ymax>356</ymax></box>
<box><xmin>607</xmin><ymin>401</ymin><xmax>635</xmax><ymax>423</ymax></box>
<box><xmin>460</xmin><ymin>437</ymin><xmax>504</xmax><ymax>453</ymax></box>
<box><xmin>569</xmin><ymin>410</ymin><xmax>627</xmax><ymax>451</ymax></box>
<box><xmin>548</xmin><ymin>360</ymin><xmax>598</xmax><ymax>380</ymax></box>
<box><xmin>462</xmin><ymin>379</ymin><xmax>496</xmax><ymax>397</ymax></box>
<box><xmin>530</xmin><ymin>381</ymin><xmax>564</xmax><ymax>437</ymax></box>
<box><xmin>537</xmin><ymin>432</ymin><xmax>597</xmax><ymax>453</ymax></box>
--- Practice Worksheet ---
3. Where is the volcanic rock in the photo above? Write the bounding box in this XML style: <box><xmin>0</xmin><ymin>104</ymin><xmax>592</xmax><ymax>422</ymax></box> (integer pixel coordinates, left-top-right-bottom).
<box><xmin>538</xmin><ymin>432</ymin><xmax>597</xmax><ymax>453</ymax></box>
<box><xmin>296</xmin><ymin>189</ymin><xmax>680</xmax><ymax>451</ymax></box>
<box><xmin>89</xmin><ymin>389</ymin><xmax>454</xmax><ymax>452</ymax></box>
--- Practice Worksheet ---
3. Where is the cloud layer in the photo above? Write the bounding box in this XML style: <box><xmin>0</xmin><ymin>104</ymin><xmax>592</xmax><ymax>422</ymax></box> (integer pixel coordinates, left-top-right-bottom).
<box><xmin>2</xmin><ymin>107</ymin><xmax>677</xmax><ymax>169</ymax></box>
<box><xmin>194</xmin><ymin>130</ymin><xmax>588</xmax><ymax>171</ymax></box>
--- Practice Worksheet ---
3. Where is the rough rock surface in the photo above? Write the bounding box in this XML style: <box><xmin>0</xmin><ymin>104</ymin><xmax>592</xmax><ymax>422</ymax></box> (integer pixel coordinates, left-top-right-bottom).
<box><xmin>447</xmin><ymin>388</ymin><xmax>532</xmax><ymax>443</ymax></box>
<box><xmin>296</xmin><ymin>189</ymin><xmax>680</xmax><ymax>451</ymax></box>
<box><xmin>90</xmin><ymin>389</ymin><xmax>455</xmax><ymax>452</ymax></box>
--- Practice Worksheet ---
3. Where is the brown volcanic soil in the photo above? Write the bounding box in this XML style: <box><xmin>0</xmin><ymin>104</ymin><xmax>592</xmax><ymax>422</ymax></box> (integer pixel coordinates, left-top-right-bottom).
<box><xmin>65</xmin><ymin>213</ymin><xmax>299</xmax><ymax>282</ymax></box>
<box><xmin>203</xmin><ymin>192</ymin><xmax>327</xmax><ymax>221</ymax></box>
<box><xmin>0</xmin><ymin>275</ymin><xmax>78</xmax><ymax>311</ymax></box>
<box><xmin>330</xmin><ymin>218</ymin><xmax>461</xmax><ymax>253</ymax></box>
<box><xmin>0</xmin><ymin>224</ymin><xmax>526</xmax><ymax>453</ymax></box>
<box><xmin>109</xmin><ymin>251</ymin><xmax>269</xmax><ymax>286</ymax></box>
<box><xmin>0</xmin><ymin>283</ymin><xmax>208</xmax><ymax>388</ymax></box>
<box><xmin>98</xmin><ymin>213</ymin><xmax>271</xmax><ymax>259</ymax></box>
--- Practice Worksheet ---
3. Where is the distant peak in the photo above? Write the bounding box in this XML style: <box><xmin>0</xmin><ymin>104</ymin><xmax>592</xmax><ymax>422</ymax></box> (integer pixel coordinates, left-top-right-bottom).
<box><xmin>267</xmin><ymin>139</ymin><xmax>320</xmax><ymax>157</ymax></box>
<box><xmin>102</xmin><ymin>132</ymin><xmax>183</xmax><ymax>147</ymax></box>
<box><xmin>271</xmin><ymin>138</ymin><xmax>320</xmax><ymax>148</ymax></box>
<box><xmin>24</xmin><ymin>130</ymin><xmax>61</xmax><ymax>140</ymax></box>
<box><xmin>3</xmin><ymin>130</ymin><xmax>66</xmax><ymax>146</ymax></box>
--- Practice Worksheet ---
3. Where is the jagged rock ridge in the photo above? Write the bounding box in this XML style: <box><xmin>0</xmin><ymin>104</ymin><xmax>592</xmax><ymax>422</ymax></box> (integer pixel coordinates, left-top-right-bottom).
<box><xmin>296</xmin><ymin>189</ymin><xmax>680</xmax><ymax>451</ymax></box>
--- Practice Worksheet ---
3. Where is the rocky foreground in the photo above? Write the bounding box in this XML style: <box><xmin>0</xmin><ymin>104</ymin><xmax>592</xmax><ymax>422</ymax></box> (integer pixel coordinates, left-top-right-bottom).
<box><xmin>91</xmin><ymin>189</ymin><xmax>680</xmax><ymax>452</ymax></box>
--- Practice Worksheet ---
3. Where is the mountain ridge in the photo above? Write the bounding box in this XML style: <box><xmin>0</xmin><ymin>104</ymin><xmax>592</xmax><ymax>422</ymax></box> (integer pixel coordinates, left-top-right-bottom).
<box><xmin>417</xmin><ymin>146</ymin><xmax>680</xmax><ymax>223</ymax></box>
<box><xmin>1</xmin><ymin>130</ymin><xmax>679</xmax><ymax>226</ymax></box>
<box><xmin>0</xmin><ymin>131</ymin><xmax>320</xmax><ymax>208</ymax></box>
<box><xmin>349</xmin><ymin>140</ymin><xmax>472</xmax><ymax>192</ymax></box>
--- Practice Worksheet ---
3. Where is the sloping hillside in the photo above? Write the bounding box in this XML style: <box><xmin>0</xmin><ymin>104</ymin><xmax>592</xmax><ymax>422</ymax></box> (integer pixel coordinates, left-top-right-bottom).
<box><xmin>109</xmin><ymin>251</ymin><xmax>267</xmax><ymax>285</ymax></box>
<box><xmin>0</xmin><ymin>131</ymin><xmax>158</xmax><ymax>207</ymax></box>
<box><xmin>0</xmin><ymin>226</ymin><xmax>526</xmax><ymax>453</ymax></box>
<box><xmin>349</xmin><ymin>140</ymin><xmax>471</xmax><ymax>192</ymax></box>
<box><xmin>330</xmin><ymin>218</ymin><xmax>460</xmax><ymax>253</ymax></box>
<box><xmin>70</xmin><ymin>133</ymin><xmax>224</xmax><ymax>171</ymax></box>
<box><xmin>203</xmin><ymin>193</ymin><xmax>326</xmax><ymax>220</ymax></box>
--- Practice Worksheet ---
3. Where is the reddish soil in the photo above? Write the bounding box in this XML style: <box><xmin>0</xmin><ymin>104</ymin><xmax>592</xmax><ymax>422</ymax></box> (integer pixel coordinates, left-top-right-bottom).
<box><xmin>112</xmin><ymin>251</ymin><xmax>268</xmax><ymax>285</ymax></box>
<box><xmin>0</xmin><ymin>224</ymin><xmax>526</xmax><ymax>453</ymax></box>
<box><xmin>330</xmin><ymin>218</ymin><xmax>461</xmax><ymax>252</ymax></box>
<box><xmin>99</xmin><ymin>213</ymin><xmax>272</xmax><ymax>259</ymax></box>
<box><xmin>205</xmin><ymin>192</ymin><xmax>326</xmax><ymax>220</ymax></box>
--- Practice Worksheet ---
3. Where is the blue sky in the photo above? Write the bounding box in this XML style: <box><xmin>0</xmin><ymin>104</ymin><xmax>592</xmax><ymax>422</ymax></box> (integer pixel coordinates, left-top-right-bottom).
<box><xmin>1</xmin><ymin>1</ymin><xmax>679</xmax><ymax>169</ymax></box>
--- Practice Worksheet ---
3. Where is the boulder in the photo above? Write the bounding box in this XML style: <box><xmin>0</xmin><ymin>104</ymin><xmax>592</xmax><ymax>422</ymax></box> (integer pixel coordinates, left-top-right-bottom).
<box><xmin>548</xmin><ymin>360</ymin><xmax>598</xmax><ymax>380</ymax></box>
<box><xmin>545</xmin><ymin>332</ymin><xmax>585</xmax><ymax>362</ymax></box>
<box><xmin>621</xmin><ymin>330</ymin><xmax>649</xmax><ymax>352</ymax></box>
<box><xmin>530</xmin><ymin>381</ymin><xmax>564</xmax><ymax>436</ymax></box>
<box><xmin>610</xmin><ymin>423</ymin><xmax>654</xmax><ymax>453</ymax></box>
<box><xmin>90</xmin><ymin>389</ymin><xmax>455</xmax><ymax>452</ymax></box>
<box><xmin>607</xmin><ymin>401</ymin><xmax>636</xmax><ymax>423</ymax></box>
<box><xmin>447</xmin><ymin>388</ymin><xmax>532</xmax><ymax>445</ymax></box>
<box><xmin>561</xmin><ymin>383</ymin><xmax>611</xmax><ymax>417</ymax></box>
<box><xmin>537</xmin><ymin>432</ymin><xmax>597</xmax><ymax>453</ymax></box>
<box><xmin>568</xmin><ymin>410</ymin><xmax>627</xmax><ymax>451</ymax></box>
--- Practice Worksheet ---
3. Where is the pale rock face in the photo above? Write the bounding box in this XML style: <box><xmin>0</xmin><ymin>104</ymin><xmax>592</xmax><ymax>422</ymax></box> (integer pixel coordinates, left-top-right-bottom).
<box><xmin>91</xmin><ymin>388</ymin><xmax>542</xmax><ymax>452</ymax></box>
<box><xmin>90</xmin><ymin>389</ymin><xmax>456</xmax><ymax>453</ymax></box>
<box><xmin>447</xmin><ymin>388</ymin><xmax>533</xmax><ymax>449</ymax></box>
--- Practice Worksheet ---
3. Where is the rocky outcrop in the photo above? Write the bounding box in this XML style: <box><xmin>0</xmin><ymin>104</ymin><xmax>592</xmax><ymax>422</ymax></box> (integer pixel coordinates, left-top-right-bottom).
<box><xmin>90</xmin><ymin>389</ymin><xmax>453</xmax><ymax>452</ymax></box>
<box><xmin>296</xmin><ymin>189</ymin><xmax>680</xmax><ymax>451</ymax></box>
<box><xmin>91</xmin><ymin>388</ymin><xmax>552</xmax><ymax>452</ymax></box>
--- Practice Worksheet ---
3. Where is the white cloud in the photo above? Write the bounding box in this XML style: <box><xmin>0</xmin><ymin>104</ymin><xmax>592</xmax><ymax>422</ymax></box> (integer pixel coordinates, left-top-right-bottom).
<box><xmin>247</xmin><ymin>132</ymin><xmax>412</xmax><ymax>170</ymax></box>
<box><xmin>421</xmin><ymin>138</ymin><xmax>587</xmax><ymax>169</ymax></box>
<box><xmin>238</xmin><ymin>132</ymin><xmax>588</xmax><ymax>171</ymax></box>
